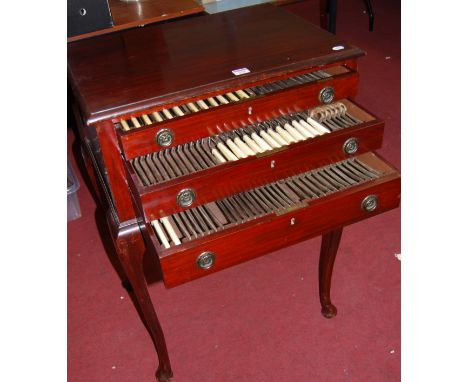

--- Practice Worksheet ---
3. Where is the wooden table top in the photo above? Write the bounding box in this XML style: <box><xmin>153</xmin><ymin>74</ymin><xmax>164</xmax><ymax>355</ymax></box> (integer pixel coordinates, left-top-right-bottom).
<box><xmin>68</xmin><ymin>4</ymin><xmax>363</xmax><ymax>124</ymax></box>
<box><xmin>67</xmin><ymin>0</ymin><xmax>205</xmax><ymax>43</ymax></box>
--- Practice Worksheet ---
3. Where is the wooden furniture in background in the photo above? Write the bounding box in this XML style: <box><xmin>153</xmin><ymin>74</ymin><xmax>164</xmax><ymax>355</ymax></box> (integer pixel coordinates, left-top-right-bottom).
<box><xmin>320</xmin><ymin>0</ymin><xmax>375</xmax><ymax>33</ymax></box>
<box><xmin>67</xmin><ymin>0</ymin><xmax>205</xmax><ymax>42</ymax></box>
<box><xmin>68</xmin><ymin>5</ymin><xmax>399</xmax><ymax>380</ymax></box>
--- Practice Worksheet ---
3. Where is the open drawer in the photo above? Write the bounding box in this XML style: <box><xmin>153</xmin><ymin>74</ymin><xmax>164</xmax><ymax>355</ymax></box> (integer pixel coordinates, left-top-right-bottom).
<box><xmin>117</xmin><ymin>63</ymin><xmax>358</xmax><ymax>158</ymax></box>
<box><xmin>144</xmin><ymin>152</ymin><xmax>400</xmax><ymax>287</ymax></box>
<box><xmin>126</xmin><ymin>99</ymin><xmax>384</xmax><ymax>221</ymax></box>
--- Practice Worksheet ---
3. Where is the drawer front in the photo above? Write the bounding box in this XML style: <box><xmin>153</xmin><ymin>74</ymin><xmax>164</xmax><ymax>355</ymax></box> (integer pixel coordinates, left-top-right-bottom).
<box><xmin>149</xmin><ymin>160</ymin><xmax>400</xmax><ymax>288</ymax></box>
<box><xmin>119</xmin><ymin>72</ymin><xmax>359</xmax><ymax>159</ymax></box>
<box><xmin>131</xmin><ymin>119</ymin><xmax>383</xmax><ymax>221</ymax></box>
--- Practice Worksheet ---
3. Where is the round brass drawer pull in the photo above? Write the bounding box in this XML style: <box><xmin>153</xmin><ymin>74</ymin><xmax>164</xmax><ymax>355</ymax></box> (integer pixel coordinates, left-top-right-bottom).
<box><xmin>177</xmin><ymin>188</ymin><xmax>196</xmax><ymax>208</ymax></box>
<box><xmin>197</xmin><ymin>252</ymin><xmax>216</xmax><ymax>270</ymax></box>
<box><xmin>319</xmin><ymin>86</ymin><xmax>335</xmax><ymax>104</ymax></box>
<box><xmin>155</xmin><ymin>128</ymin><xmax>174</xmax><ymax>147</ymax></box>
<box><xmin>361</xmin><ymin>195</ymin><xmax>378</xmax><ymax>212</ymax></box>
<box><xmin>343</xmin><ymin>137</ymin><xmax>359</xmax><ymax>155</ymax></box>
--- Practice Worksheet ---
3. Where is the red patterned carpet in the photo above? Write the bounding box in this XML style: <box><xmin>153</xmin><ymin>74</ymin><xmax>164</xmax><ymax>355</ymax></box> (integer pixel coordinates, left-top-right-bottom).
<box><xmin>68</xmin><ymin>1</ymin><xmax>400</xmax><ymax>381</ymax></box>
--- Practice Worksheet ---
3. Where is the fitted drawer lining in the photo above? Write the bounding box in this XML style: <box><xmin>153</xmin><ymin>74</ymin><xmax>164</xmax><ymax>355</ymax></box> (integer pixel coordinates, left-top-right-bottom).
<box><xmin>115</xmin><ymin>67</ymin><xmax>351</xmax><ymax>131</ymax></box>
<box><xmin>151</xmin><ymin>156</ymin><xmax>382</xmax><ymax>249</ymax></box>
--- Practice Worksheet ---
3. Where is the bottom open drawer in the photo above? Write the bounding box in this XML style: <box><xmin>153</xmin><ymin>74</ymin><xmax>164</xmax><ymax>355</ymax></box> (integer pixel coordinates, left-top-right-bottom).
<box><xmin>145</xmin><ymin>152</ymin><xmax>400</xmax><ymax>287</ymax></box>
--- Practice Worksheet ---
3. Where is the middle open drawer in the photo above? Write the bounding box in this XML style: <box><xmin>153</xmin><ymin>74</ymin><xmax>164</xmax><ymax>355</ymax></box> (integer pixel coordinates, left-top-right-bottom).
<box><xmin>125</xmin><ymin>99</ymin><xmax>384</xmax><ymax>220</ymax></box>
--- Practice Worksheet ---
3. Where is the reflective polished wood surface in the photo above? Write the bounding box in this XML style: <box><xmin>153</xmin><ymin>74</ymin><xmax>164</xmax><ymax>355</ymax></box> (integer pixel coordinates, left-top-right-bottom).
<box><xmin>68</xmin><ymin>4</ymin><xmax>363</xmax><ymax>124</ymax></box>
<box><xmin>67</xmin><ymin>0</ymin><xmax>204</xmax><ymax>43</ymax></box>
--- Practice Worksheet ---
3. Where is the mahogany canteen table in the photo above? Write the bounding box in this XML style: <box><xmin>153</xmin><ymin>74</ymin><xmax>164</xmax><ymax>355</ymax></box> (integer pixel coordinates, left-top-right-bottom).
<box><xmin>67</xmin><ymin>4</ymin><xmax>400</xmax><ymax>381</ymax></box>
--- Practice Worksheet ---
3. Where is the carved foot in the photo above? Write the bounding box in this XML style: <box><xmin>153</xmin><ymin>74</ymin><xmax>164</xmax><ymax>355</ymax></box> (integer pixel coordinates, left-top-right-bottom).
<box><xmin>321</xmin><ymin>304</ymin><xmax>337</xmax><ymax>319</ymax></box>
<box><xmin>319</xmin><ymin>228</ymin><xmax>342</xmax><ymax>320</ymax></box>
<box><xmin>156</xmin><ymin>367</ymin><xmax>173</xmax><ymax>382</ymax></box>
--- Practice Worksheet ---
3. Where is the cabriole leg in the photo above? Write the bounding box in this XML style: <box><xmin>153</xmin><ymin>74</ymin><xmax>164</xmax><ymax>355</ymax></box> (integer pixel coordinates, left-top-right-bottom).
<box><xmin>114</xmin><ymin>225</ymin><xmax>173</xmax><ymax>382</ymax></box>
<box><xmin>319</xmin><ymin>227</ymin><xmax>343</xmax><ymax>318</ymax></box>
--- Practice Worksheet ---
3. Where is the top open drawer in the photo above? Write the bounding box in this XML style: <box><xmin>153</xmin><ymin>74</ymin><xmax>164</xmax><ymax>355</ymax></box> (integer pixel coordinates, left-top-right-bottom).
<box><xmin>117</xmin><ymin>63</ymin><xmax>359</xmax><ymax>159</ymax></box>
